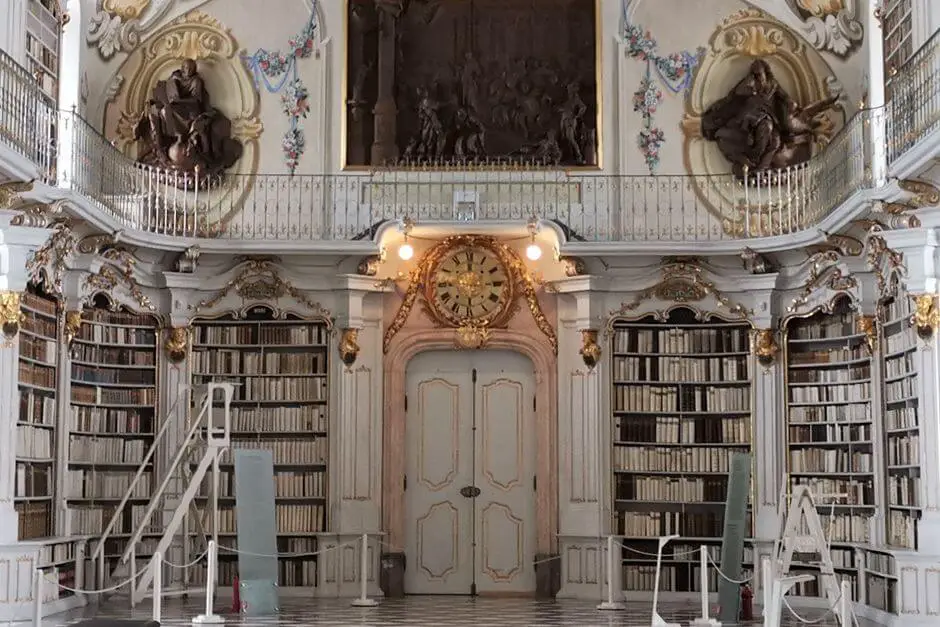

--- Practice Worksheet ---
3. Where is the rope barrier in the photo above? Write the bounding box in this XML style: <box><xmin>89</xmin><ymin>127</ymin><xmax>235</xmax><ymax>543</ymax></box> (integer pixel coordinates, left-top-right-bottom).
<box><xmin>378</xmin><ymin>539</ymin><xmax>562</xmax><ymax>568</ymax></box>
<box><xmin>781</xmin><ymin>592</ymin><xmax>840</xmax><ymax>625</ymax></box>
<box><xmin>217</xmin><ymin>541</ymin><xmax>357</xmax><ymax>559</ymax></box>
<box><xmin>42</xmin><ymin>564</ymin><xmax>148</xmax><ymax>595</ymax></box>
<box><xmin>162</xmin><ymin>546</ymin><xmax>210</xmax><ymax>569</ymax></box>
<box><xmin>613</xmin><ymin>540</ymin><xmax>700</xmax><ymax>558</ymax></box>
<box><xmin>705</xmin><ymin>553</ymin><xmax>754</xmax><ymax>584</ymax></box>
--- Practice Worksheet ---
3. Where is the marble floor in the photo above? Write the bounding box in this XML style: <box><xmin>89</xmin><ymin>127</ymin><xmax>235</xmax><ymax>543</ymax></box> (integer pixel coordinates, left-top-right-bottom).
<box><xmin>42</xmin><ymin>596</ymin><xmax>875</xmax><ymax>626</ymax></box>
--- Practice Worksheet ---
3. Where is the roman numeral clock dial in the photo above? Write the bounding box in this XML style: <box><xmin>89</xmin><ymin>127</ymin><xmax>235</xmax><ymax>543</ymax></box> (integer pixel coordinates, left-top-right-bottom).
<box><xmin>429</xmin><ymin>245</ymin><xmax>512</xmax><ymax>327</ymax></box>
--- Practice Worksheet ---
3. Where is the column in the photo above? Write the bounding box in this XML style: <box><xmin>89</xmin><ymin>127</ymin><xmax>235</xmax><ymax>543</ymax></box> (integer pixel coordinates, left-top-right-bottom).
<box><xmin>912</xmin><ymin>0</ymin><xmax>940</xmax><ymax>52</ymax></box>
<box><xmin>370</xmin><ymin>4</ymin><xmax>399</xmax><ymax>165</ymax></box>
<box><xmin>0</xmin><ymin>209</ymin><xmax>56</xmax><ymax>543</ymax></box>
<box><xmin>0</xmin><ymin>0</ymin><xmax>28</xmax><ymax>64</ymax></box>
<box><xmin>868</xmin><ymin>0</ymin><xmax>887</xmax><ymax>186</ymax></box>
<box><xmin>319</xmin><ymin>276</ymin><xmax>384</xmax><ymax>597</ymax></box>
<box><xmin>553</xmin><ymin>278</ymin><xmax>610</xmax><ymax>600</ymax></box>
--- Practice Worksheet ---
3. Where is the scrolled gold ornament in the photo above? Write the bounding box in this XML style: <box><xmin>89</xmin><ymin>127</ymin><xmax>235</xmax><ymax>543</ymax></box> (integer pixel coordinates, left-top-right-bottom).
<box><xmin>339</xmin><ymin>328</ymin><xmax>360</xmax><ymax>366</ymax></box>
<box><xmin>579</xmin><ymin>329</ymin><xmax>601</xmax><ymax>369</ymax></box>
<box><xmin>753</xmin><ymin>328</ymin><xmax>779</xmax><ymax>366</ymax></box>
<box><xmin>0</xmin><ymin>292</ymin><xmax>24</xmax><ymax>338</ymax></box>
<box><xmin>912</xmin><ymin>294</ymin><xmax>940</xmax><ymax>340</ymax></box>
<box><xmin>64</xmin><ymin>310</ymin><xmax>82</xmax><ymax>345</ymax></box>
<box><xmin>164</xmin><ymin>326</ymin><xmax>189</xmax><ymax>363</ymax></box>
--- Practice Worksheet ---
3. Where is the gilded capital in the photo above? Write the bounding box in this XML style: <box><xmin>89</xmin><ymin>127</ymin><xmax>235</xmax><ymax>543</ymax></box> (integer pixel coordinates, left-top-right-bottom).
<box><xmin>753</xmin><ymin>328</ymin><xmax>779</xmax><ymax>366</ymax></box>
<box><xmin>164</xmin><ymin>326</ymin><xmax>190</xmax><ymax>363</ymax></box>
<box><xmin>0</xmin><ymin>292</ymin><xmax>24</xmax><ymax>338</ymax></box>
<box><xmin>579</xmin><ymin>329</ymin><xmax>601</xmax><ymax>370</ymax></box>
<box><xmin>64</xmin><ymin>310</ymin><xmax>83</xmax><ymax>345</ymax></box>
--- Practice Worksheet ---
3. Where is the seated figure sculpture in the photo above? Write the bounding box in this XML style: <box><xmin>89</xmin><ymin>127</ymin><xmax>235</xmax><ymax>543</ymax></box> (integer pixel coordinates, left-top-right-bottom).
<box><xmin>133</xmin><ymin>59</ymin><xmax>243</xmax><ymax>180</ymax></box>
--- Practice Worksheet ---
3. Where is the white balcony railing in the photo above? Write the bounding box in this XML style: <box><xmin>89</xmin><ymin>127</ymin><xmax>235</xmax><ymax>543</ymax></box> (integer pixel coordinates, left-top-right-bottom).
<box><xmin>0</xmin><ymin>32</ymin><xmax>938</xmax><ymax>243</ymax></box>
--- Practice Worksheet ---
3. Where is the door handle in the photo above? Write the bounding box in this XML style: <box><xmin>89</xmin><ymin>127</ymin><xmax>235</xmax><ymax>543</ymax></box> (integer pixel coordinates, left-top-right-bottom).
<box><xmin>459</xmin><ymin>486</ymin><xmax>481</xmax><ymax>498</ymax></box>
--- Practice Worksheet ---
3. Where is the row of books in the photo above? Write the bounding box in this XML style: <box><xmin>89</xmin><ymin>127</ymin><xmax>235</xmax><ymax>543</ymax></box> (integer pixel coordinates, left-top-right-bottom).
<box><xmin>71</xmin><ymin>385</ymin><xmax>156</xmax><ymax>406</ymax></box>
<box><xmin>218</xmin><ymin>440</ymin><xmax>328</xmax><ymax>465</ymax></box>
<box><xmin>19</xmin><ymin>392</ymin><xmax>56</xmax><ymax>425</ymax></box>
<box><xmin>15</xmin><ymin>462</ymin><xmax>51</xmax><ymax>498</ymax></box>
<box><xmin>192</xmin><ymin>350</ymin><xmax>327</xmax><ymax>375</ymax></box>
<box><xmin>620</xmin><ymin>565</ymin><xmax>752</xmax><ymax>592</ymax></box>
<box><xmin>190</xmin><ymin>559</ymin><xmax>319</xmax><ymax>587</ymax></box>
<box><xmin>613</xmin><ymin>386</ymin><xmax>749</xmax><ymax>413</ymax></box>
<box><xmin>613</xmin><ymin>446</ymin><xmax>745</xmax><ymax>473</ymax></box>
<box><xmin>615</xmin><ymin>416</ymin><xmax>750</xmax><ymax>445</ymax></box>
<box><xmin>21</xmin><ymin>316</ymin><xmax>57</xmax><ymax>339</ymax></box>
<box><xmin>228</xmin><ymin>406</ymin><xmax>328</xmax><ymax>432</ymax></box>
<box><xmin>196</xmin><ymin>503</ymin><xmax>327</xmax><ymax>533</ymax></box>
<box><xmin>791</xmin><ymin>514</ymin><xmax>869</xmax><ymax>543</ymax></box>
<box><xmin>789</xmin><ymin>450</ymin><xmax>873</xmax><ymax>473</ymax></box>
<box><xmin>68</xmin><ymin>435</ymin><xmax>148</xmax><ymax>465</ymax></box>
<box><xmin>200</xmin><ymin>470</ymin><xmax>327</xmax><ymax>499</ymax></box>
<box><xmin>71</xmin><ymin>345</ymin><xmax>156</xmax><ymax>366</ymax></box>
<box><xmin>611</xmin><ymin>356</ymin><xmax>748</xmax><ymax>382</ymax></box>
<box><xmin>887</xmin><ymin>511</ymin><xmax>917</xmax><ymax>548</ymax></box>
<box><xmin>19</xmin><ymin>334</ymin><xmax>56</xmax><ymax>364</ymax></box>
<box><xmin>885</xmin><ymin>331</ymin><xmax>916</xmax><ymax>355</ymax></box>
<box><xmin>789</xmin><ymin>347</ymin><xmax>868</xmax><ymax>365</ymax></box>
<box><xmin>16</xmin><ymin>501</ymin><xmax>53</xmax><ymax>540</ymax></box>
<box><xmin>887</xmin><ymin>474</ymin><xmax>920</xmax><ymax>507</ymax></box>
<box><xmin>614</xmin><ymin>511</ymin><xmax>742</xmax><ymax>538</ymax></box>
<box><xmin>886</xmin><ymin>378</ymin><xmax>917</xmax><ymax>401</ymax></box>
<box><xmin>19</xmin><ymin>361</ymin><xmax>56</xmax><ymax>388</ymax></box>
<box><xmin>83</xmin><ymin>310</ymin><xmax>155</xmax><ymax>326</ymax></box>
<box><xmin>789</xmin><ymin>423</ymin><xmax>870</xmax><ymax>444</ymax></box>
<box><xmin>616</xmin><ymin>477</ymin><xmax>728</xmax><ymax>503</ymax></box>
<box><xmin>790</xmin><ymin>478</ymin><xmax>873</xmax><ymax>505</ymax></box>
<box><xmin>238</xmin><ymin>377</ymin><xmax>328</xmax><ymax>400</ymax></box>
<box><xmin>886</xmin><ymin>435</ymin><xmax>919</xmax><ymax>466</ymax></box>
<box><xmin>788</xmin><ymin>365</ymin><xmax>869</xmax><ymax>384</ymax></box>
<box><xmin>789</xmin><ymin>404</ymin><xmax>871</xmax><ymax>423</ymax></box>
<box><xmin>71</xmin><ymin>364</ymin><xmax>156</xmax><ymax>385</ymax></box>
<box><xmin>76</xmin><ymin>325</ymin><xmax>156</xmax><ymax>345</ymax></box>
<box><xmin>64</xmin><ymin>470</ymin><xmax>152</xmax><ymax>499</ymax></box>
<box><xmin>789</xmin><ymin>316</ymin><xmax>857</xmax><ymax>339</ymax></box>
<box><xmin>16</xmin><ymin>424</ymin><xmax>53</xmax><ymax>459</ymax></box>
<box><xmin>884</xmin><ymin>353</ymin><xmax>915</xmax><ymax>379</ymax></box>
<box><xmin>612</xmin><ymin>328</ymin><xmax>750</xmax><ymax>354</ymax></box>
<box><xmin>193</xmin><ymin>324</ymin><xmax>328</xmax><ymax>346</ymax></box>
<box><xmin>788</xmin><ymin>383</ymin><xmax>870</xmax><ymax>404</ymax></box>
<box><xmin>69</xmin><ymin>407</ymin><xmax>152</xmax><ymax>434</ymax></box>
<box><xmin>68</xmin><ymin>504</ymin><xmax>149</xmax><ymax>535</ymax></box>
<box><xmin>22</xmin><ymin>291</ymin><xmax>57</xmax><ymax>316</ymax></box>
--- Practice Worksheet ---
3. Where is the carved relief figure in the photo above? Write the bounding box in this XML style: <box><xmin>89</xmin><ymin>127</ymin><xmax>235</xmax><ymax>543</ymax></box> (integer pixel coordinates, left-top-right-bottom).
<box><xmin>133</xmin><ymin>59</ymin><xmax>244</xmax><ymax>179</ymax></box>
<box><xmin>701</xmin><ymin>60</ymin><xmax>838</xmax><ymax>177</ymax></box>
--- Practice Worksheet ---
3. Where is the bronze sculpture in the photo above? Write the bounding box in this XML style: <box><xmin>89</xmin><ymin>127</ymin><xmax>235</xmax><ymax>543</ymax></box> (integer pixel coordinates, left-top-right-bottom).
<box><xmin>701</xmin><ymin>60</ymin><xmax>838</xmax><ymax>177</ymax></box>
<box><xmin>133</xmin><ymin>59</ymin><xmax>244</xmax><ymax>180</ymax></box>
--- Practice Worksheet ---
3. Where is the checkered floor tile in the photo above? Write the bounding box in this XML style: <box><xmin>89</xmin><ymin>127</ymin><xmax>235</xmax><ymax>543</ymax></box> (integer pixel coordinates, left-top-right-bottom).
<box><xmin>44</xmin><ymin>596</ymin><xmax>879</xmax><ymax>626</ymax></box>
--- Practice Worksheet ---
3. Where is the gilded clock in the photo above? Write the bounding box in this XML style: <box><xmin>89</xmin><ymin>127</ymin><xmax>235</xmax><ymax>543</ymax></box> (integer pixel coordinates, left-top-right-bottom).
<box><xmin>426</xmin><ymin>243</ymin><xmax>514</xmax><ymax>327</ymax></box>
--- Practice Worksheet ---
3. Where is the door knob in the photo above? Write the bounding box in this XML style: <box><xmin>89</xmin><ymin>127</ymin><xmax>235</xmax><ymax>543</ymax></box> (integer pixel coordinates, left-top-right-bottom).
<box><xmin>459</xmin><ymin>486</ymin><xmax>481</xmax><ymax>498</ymax></box>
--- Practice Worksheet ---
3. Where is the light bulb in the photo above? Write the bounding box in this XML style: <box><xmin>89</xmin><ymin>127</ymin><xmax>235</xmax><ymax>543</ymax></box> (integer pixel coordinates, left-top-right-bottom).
<box><xmin>398</xmin><ymin>242</ymin><xmax>414</xmax><ymax>260</ymax></box>
<box><xmin>526</xmin><ymin>243</ymin><xmax>542</xmax><ymax>261</ymax></box>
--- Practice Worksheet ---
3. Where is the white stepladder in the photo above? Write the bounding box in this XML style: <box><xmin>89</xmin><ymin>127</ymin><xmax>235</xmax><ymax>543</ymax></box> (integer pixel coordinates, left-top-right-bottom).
<box><xmin>764</xmin><ymin>484</ymin><xmax>859</xmax><ymax>627</ymax></box>
<box><xmin>650</xmin><ymin>535</ymin><xmax>681</xmax><ymax>627</ymax></box>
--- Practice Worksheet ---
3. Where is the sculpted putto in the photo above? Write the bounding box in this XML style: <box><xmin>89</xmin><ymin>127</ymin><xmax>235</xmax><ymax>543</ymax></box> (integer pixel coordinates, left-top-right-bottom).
<box><xmin>133</xmin><ymin>59</ymin><xmax>243</xmax><ymax>180</ymax></box>
<box><xmin>701</xmin><ymin>60</ymin><xmax>839</xmax><ymax>177</ymax></box>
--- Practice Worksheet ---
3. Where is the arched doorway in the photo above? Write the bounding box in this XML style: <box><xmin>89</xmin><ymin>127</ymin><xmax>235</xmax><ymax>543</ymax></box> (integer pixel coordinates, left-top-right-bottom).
<box><xmin>403</xmin><ymin>350</ymin><xmax>537</xmax><ymax>595</ymax></box>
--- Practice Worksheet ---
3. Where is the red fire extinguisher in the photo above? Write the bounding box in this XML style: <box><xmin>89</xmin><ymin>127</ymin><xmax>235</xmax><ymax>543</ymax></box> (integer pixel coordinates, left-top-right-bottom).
<box><xmin>740</xmin><ymin>583</ymin><xmax>754</xmax><ymax>621</ymax></box>
<box><xmin>232</xmin><ymin>575</ymin><xmax>240</xmax><ymax>613</ymax></box>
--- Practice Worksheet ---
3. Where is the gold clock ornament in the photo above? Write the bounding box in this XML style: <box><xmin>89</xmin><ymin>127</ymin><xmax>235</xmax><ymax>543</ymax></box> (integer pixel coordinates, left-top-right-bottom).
<box><xmin>422</xmin><ymin>237</ymin><xmax>517</xmax><ymax>329</ymax></box>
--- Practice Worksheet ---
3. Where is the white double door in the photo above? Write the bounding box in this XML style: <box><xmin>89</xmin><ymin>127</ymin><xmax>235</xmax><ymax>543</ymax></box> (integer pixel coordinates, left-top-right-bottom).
<box><xmin>404</xmin><ymin>350</ymin><xmax>537</xmax><ymax>595</ymax></box>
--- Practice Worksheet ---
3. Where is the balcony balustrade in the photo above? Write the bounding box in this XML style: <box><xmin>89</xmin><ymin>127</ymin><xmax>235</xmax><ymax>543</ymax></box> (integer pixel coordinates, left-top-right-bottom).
<box><xmin>0</xmin><ymin>32</ymin><xmax>938</xmax><ymax>244</ymax></box>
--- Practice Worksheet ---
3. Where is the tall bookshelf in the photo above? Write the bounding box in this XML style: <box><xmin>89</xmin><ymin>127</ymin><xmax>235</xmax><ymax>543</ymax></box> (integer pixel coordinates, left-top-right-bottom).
<box><xmin>16</xmin><ymin>285</ymin><xmax>59</xmax><ymax>540</ymax></box>
<box><xmin>880</xmin><ymin>289</ymin><xmax>920</xmax><ymax>549</ymax></box>
<box><xmin>190</xmin><ymin>306</ymin><xmax>330</xmax><ymax>588</ymax></box>
<box><xmin>65</xmin><ymin>295</ymin><xmax>159</xmax><ymax>571</ymax></box>
<box><xmin>784</xmin><ymin>297</ymin><xmax>873</xmax><ymax>600</ymax></box>
<box><xmin>610</xmin><ymin>308</ymin><xmax>753</xmax><ymax>593</ymax></box>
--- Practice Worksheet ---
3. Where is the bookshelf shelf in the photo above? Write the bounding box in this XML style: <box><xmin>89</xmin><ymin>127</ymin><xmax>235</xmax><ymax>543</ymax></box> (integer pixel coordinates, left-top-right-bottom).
<box><xmin>16</xmin><ymin>287</ymin><xmax>59</xmax><ymax>540</ymax></box>
<box><xmin>65</xmin><ymin>296</ymin><xmax>158</xmax><ymax>571</ymax></box>
<box><xmin>880</xmin><ymin>290</ymin><xmax>920</xmax><ymax>550</ymax></box>
<box><xmin>191</xmin><ymin>306</ymin><xmax>330</xmax><ymax>588</ymax></box>
<box><xmin>784</xmin><ymin>297</ymin><xmax>874</xmax><ymax>602</ymax></box>
<box><xmin>610</xmin><ymin>308</ymin><xmax>753</xmax><ymax>593</ymax></box>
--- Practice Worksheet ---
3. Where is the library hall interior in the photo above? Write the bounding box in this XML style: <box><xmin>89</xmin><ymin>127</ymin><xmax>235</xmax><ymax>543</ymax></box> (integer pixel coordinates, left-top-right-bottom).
<box><xmin>1</xmin><ymin>0</ymin><xmax>940</xmax><ymax>625</ymax></box>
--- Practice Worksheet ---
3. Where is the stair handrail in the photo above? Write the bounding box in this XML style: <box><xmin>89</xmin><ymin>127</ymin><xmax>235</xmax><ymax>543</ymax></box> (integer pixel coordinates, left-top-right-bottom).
<box><xmin>90</xmin><ymin>386</ymin><xmax>189</xmax><ymax>562</ymax></box>
<box><xmin>117</xmin><ymin>386</ymin><xmax>215</xmax><ymax>566</ymax></box>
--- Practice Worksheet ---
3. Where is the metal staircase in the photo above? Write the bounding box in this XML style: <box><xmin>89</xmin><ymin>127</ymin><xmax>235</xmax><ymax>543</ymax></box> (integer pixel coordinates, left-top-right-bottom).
<box><xmin>90</xmin><ymin>382</ymin><xmax>235</xmax><ymax>605</ymax></box>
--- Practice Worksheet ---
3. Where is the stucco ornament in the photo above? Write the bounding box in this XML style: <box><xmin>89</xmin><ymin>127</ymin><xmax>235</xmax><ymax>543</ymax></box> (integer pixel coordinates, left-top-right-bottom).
<box><xmin>786</xmin><ymin>0</ymin><xmax>863</xmax><ymax>56</ymax></box>
<box><xmin>87</xmin><ymin>0</ymin><xmax>179</xmax><ymax>59</ymax></box>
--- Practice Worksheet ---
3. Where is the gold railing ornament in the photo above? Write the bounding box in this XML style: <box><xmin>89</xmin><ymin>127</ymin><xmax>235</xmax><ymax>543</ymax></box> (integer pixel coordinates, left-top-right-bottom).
<box><xmin>64</xmin><ymin>310</ymin><xmax>82</xmax><ymax>345</ymax></box>
<box><xmin>0</xmin><ymin>292</ymin><xmax>24</xmax><ymax>338</ymax></box>
<box><xmin>339</xmin><ymin>328</ymin><xmax>360</xmax><ymax>366</ymax></box>
<box><xmin>753</xmin><ymin>329</ymin><xmax>779</xmax><ymax>367</ymax></box>
<box><xmin>164</xmin><ymin>326</ymin><xmax>190</xmax><ymax>363</ymax></box>
<box><xmin>913</xmin><ymin>294</ymin><xmax>940</xmax><ymax>340</ymax></box>
<box><xmin>580</xmin><ymin>329</ymin><xmax>601</xmax><ymax>370</ymax></box>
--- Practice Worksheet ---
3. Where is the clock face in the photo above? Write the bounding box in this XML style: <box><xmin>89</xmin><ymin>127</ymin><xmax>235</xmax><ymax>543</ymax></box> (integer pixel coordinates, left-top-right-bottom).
<box><xmin>430</xmin><ymin>246</ymin><xmax>511</xmax><ymax>325</ymax></box>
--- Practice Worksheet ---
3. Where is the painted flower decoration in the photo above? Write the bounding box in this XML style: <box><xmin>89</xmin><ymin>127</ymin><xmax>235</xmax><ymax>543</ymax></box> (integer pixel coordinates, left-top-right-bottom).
<box><xmin>632</xmin><ymin>78</ymin><xmax>663</xmax><ymax>116</ymax></box>
<box><xmin>638</xmin><ymin>127</ymin><xmax>665</xmax><ymax>171</ymax></box>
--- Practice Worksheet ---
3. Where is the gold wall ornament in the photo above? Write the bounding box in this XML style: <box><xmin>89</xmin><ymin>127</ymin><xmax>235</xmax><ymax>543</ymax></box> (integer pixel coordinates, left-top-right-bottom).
<box><xmin>787</xmin><ymin>251</ymin><xmax>858</xmax><ymax>313</ymax></box>
<box><xmin>793</xmin><ymin>0</ymin><xmax>845</xmax><ymax>17</ymax></box>
<box><xmin>753</xmin><ymin>328</ymin><xmax>779</xmax><ymax>366</ymax></box>
<box><xmin>0</xmin><ymin>292</ymin><xmax>24</xmax><ymax>338</ymax></box>
<box><xmin>454</xmin><ymin>322</ymin><xmax>492</xmax><ymax>350</ymax></box>
<box><xmin>610</xmin><ymin>260</ymin><xmax>751</xmax><ymax>320</ymax></box>
<box><xmin>856</xmin><ymin>315</ymin><xmax>876</xmax><ymax>353</ymax></box>
<box><xmin>164</xmin><ymin>326</ymin><xmax>190</xmax><ymax>363</ymax></box>
<box><xmin>357</xmin><ymin>255</ymin><xmax>382</xmax><ymax>276</ymax></box>
<box><xmin>865</xmin><ymin>233</ymin><xmax>905</xmax><ymax>298</ymax></box>
<box><xmin>898</xmin><ymin>179</ymin><xmax>940</xmax><ymax>207</ymax></box>
<box><xmin>102</xmin><ymin>0</ymin><xmax>152</xmax><ymax>21</ymax></box>
<box><xmin>64</xmin><ymin>310</ymin><xmax>83</xmax><ymax>345</ymax></box>
<box><xmin>26</xmin><ymin>220</ymin><xmax>77</xmax><ymax>297</ymax></box>
<box><xmin>339</xmin><ymin>328</ymin><xmax>360</xmax><ymax>366</ymax></box>
<box><xmin>912</xmin><ymin>294</ymin><xmax>940</xmax><ymax>340</ymax></box>
<box><xmin>189</xmin><ymin>259</ymin><xmax>332</xmax><ymax>322</ymax></box>
<box><xmin>0</xmin><ymin>180</ymin><xmax>33</xmax><ymax>209</ymax></box>
<box><xmin>579</xmin><ymin>329</ymin><xmax>601</xmax><ymax>369</ymax></box>
<box><xmin>82</xmin><ymin>247</ymin><xmax>156</xmax><ymax>312</ymax></box>
<box><xmin>560</xmin><ymin>256</ymin><xmax>586</xmax><ymax>277</ymax></box>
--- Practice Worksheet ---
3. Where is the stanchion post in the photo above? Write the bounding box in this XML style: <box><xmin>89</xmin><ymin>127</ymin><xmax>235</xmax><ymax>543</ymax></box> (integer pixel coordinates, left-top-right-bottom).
<box><xmin>130</xmin><ymin>543</ymin><xmax>137</xmax><ymax>608</ymax></box>
<box><xmin>839</xmin><ymin>579</ymin><xmax>851</xmax><ymax>627</ymax></box>
<box><xmin>192</xmin><ymin>540</ymin><xmax>223</xmax><ymax>624</ymax></box>
<box><xmin>691</xmin><ymin>545</ymin><xmax>720</xmax><ymax>626</ymax></box>
<box><xmin>351</xmin><ymin>533</ymin><xmax>379</xmax><ymax>607</ymax></box>
<box><xmin>152</xmin><ymin>552</ymin><xmax>163</xmax><ymax>623</ymax></box>
<box><xmin>597</xmin><ymin>535</ymin><xmax>626</xmax><ymax>611</ymax></box>
<box><xmin>97</xmin><ymin>544</ymin><xmax>105</xmax><ymax>591</ymax></box>
<box><xmin>32</xmin><ymin>568</ymin><xmax>42</xmax><ymax>625</ymax></box>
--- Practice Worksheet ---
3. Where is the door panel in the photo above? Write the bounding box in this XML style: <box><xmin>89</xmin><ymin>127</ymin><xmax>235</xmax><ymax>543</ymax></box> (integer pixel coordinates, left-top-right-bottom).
<box><xmin>474</xmin><ymin>355</ymin><xmax>536</xmax><ymax>593</ymax></box>
<box><xmin>405</xmin><ymin>355</ymin><xmax>474</xmax><ymax>594</ymax></box>
<box><xmin>404</xmin><ymin>350</ymin><xmax>536</xmax><ymax>595</ymax></box>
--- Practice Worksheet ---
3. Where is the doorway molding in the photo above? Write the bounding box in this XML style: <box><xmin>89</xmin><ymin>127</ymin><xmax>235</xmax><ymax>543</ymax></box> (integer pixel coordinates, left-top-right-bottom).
<box><xmin>383</xmin><ymin>327</ymin><xmax>558</xmax><ymax>556</ymax></box>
